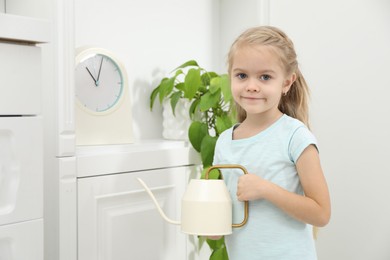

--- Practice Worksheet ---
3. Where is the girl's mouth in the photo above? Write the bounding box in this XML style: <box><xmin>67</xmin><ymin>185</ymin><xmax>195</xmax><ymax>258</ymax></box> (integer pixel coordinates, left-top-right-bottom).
<box><xmin>241</xmin><ymin>96</ymin><xmax>265</xmax><ymax>101</ymax></box>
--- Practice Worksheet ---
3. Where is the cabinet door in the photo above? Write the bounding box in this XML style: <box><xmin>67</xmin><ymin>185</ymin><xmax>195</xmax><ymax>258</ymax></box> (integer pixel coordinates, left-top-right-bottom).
<box><xmin>0</xmin><ymin>117</ymin><xmax>43</xmax><ymax>225</ymax></box>
<box><xmin>0</xmin><ymin>219</ymin><xmax>43</xmax><ymax>259</ymax></box>
<box><xmin>78</xmin><ymin>166</ymin><xmax>193</xmax><ymax>260</ymax></box>
<box><xmin>0</xmin><ymin>42</ymin><xmax>41</xmax><ymax>115</ymax></box>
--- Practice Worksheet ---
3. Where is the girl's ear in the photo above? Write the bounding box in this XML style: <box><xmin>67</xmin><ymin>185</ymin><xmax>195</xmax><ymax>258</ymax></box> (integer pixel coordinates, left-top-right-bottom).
<box><xmin>283</xmin><ymin>73</ymin><xmax>296</xmax><ymax>93</ymax></box>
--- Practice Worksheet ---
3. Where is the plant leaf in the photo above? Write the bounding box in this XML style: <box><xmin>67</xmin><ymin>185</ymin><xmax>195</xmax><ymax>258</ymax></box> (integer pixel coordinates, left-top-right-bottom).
<box><xmin>198</xmin><ymin>236</ymin><xmax>207</xmax><ymax>251</ymax></box>
<box><xmin>158</xmin><ymin>77</ymin><xmax>175</xmax><ymax>103</ymax></box>
<box><xmin>175</xmin><ymin>82</ymin><xmax>185</xmax><ymax>92</ymax></box>
<box><xmin>184</xmin><ymin>68</ymin><xmax>202</xmax><ymax>99</ymax></box>
<box><xmin>199</xmin><ymin>89</ymin><xmax>221</xmax><ymax>112</ymax></box>
<box><xmin>215</xmin><ymin>114</ymin><xmax>233</xmax><ymax>135</ymax></box>
<box><xmin>219</xmin><ymin>74</ymin><xmax>232</xmax><ymax>103</ymax></box>
<box><xmin>209</xmin><ymin>76</ymin><xmax>221</xmax><ymax>94</ymax></box>
<box><xmin>200</xmin><ymin>167</ymin><xmax>221</xmax><ymax>179</ymax></box>
<box><xmin>174</xmin><ymin>69</ymin><xmax>183</xmax><ymax>77</ymax></box>
<box><xmin>189</xmin><ymin>99</ymin><xmax>200</xmax><ymax>119</ymax></box>
<box><xmin>207</xmin><ymin>237</ymin><xmax>227</xmax><ymax>260</ymax></box>
<box><xmin>206</xmin><ymin>238</ymin><xmax>217</xmax><ymax>251</ymax></box>
<box><xmin>188</xmin><ymin>121</ymin><xmax>208</xmax><ymax>152</ymax></box>
<box><xmin>210</xmin><ymin>247</ymin><xmax>228</xmax><ymax>260</ymax></box>
<box><xmin>200</xmin><ymin>135</ymin><xmax>217</xmax><ymax>167</ymax></box>
<box><xmin>170</xmin><ymin>92</ymin><xmax>182</xmax><ymax>115</ymax></box>
<box><xmin>172</xmin><ymin>60</ymin><xmax>199</xmax><ymax>72</ymax></box>
<box><xmin>201</xmin><ymin>71</ymin><xmax>218</xmax><ymax>87</ymax></box>
<box><xmin>150</xmin><ymin>85</ymin><xmax>160</xmax><ymax>110</ymax></box>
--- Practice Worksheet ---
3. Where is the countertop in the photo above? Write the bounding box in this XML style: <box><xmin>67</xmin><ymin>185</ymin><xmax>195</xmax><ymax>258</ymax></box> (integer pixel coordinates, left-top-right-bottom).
<box><xmin>76</xmin><ymin>139</ymin><xmax>200</xmax><ymax>178</ymax></box>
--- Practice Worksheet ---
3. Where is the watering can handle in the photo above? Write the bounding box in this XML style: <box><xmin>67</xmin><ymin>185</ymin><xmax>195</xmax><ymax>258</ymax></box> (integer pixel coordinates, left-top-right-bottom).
<box><xmin>205</xmin><ymin>164</ymin><xmax>249</xmax><ymax>228</ymax></box>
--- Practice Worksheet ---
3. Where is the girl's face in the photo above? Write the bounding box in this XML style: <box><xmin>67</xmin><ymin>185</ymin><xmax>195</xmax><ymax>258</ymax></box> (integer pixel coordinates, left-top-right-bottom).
<box><xmin>230</xmin><ymin>45</ymin><xmax>295</xmax><ymax>119</ymax></box>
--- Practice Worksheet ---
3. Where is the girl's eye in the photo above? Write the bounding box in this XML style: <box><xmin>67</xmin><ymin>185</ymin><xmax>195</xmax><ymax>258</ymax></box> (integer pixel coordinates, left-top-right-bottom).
<box><xmin>260</xmin><ymin>74</ymin><xmax>271</xmax><ymax>81</ymax></box>
<box><xmin>236</xmin><ymin>73</ymin><xmax>247</xmax><ymax>80</ymax></box>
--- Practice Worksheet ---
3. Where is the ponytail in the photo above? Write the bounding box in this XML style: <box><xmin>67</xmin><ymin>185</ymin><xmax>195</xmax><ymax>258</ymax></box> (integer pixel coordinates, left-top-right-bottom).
<box><xmin>279</xmin><ymin>68</ymin><xmax>310</xmax><ymax>128</ymax></box>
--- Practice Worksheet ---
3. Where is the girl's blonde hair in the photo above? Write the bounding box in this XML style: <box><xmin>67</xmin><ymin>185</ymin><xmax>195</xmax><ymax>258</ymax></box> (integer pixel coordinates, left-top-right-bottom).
<box><xmin>228</xmin><ymin>26</ymin><xmax>310</xmax><ymax>127</ymax></box>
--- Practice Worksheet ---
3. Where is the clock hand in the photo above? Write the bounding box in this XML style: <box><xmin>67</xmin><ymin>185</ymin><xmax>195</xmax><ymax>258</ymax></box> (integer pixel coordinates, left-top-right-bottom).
<box><xmin>86</xmin><ymin>67</ymin><xmax>98</xmax><ymax>86</ymax></box>
<box><xmin>96</xmin><ymin>56</ymin><xmax>104</xmax><ymax>86</ymax></box>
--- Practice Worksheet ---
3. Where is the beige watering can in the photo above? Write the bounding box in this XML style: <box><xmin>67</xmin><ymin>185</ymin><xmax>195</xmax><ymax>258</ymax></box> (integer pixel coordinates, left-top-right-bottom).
<box><xmin>137</xmin><ymin>164</ymin><xmax>249</xmax><ymax>236</ymax></box>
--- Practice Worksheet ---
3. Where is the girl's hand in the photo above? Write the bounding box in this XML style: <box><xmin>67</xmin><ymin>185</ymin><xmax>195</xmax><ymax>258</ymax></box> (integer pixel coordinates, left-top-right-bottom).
<box><xmin>236</xmin><ymin>145</ymin><xmax>331</xmax><ymax>227</ymax></box>
<box><xmin>236</xmin><ymin>173</ymin><xmax>269</xmax><ymax>201</ymax></box>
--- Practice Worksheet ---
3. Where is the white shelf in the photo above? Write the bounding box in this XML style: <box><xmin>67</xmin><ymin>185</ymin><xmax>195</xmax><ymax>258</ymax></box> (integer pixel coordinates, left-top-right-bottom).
<box><xmin>76</xmin><ymin>139</ymin><xmax>201</xmax><ymax>178</ymax></box>
<box><xmin>0</xmin><ymin>13</ymin><xmax>50</xmax><ymax>43</ymax></box>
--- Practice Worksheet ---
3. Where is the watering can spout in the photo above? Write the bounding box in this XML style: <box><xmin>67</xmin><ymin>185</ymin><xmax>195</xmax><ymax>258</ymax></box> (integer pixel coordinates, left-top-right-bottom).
<box><xmin>137</xmin><ymin>178</ymin><xmax>181</xmax><ymax>225</ymax></box>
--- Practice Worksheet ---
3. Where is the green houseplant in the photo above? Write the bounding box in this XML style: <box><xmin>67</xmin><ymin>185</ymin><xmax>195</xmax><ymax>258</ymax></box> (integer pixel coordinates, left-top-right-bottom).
<box><xmin>150</xmin><ymin>60</ymin><xmax>235</xmax><ymax>260</ymax></box>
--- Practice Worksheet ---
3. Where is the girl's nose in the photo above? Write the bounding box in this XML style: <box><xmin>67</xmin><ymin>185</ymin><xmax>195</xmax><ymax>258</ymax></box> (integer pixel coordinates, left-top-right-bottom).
<box><xmin>245</xmin><ymin>79</ymin><xmax>260</xmax><ymax>92</ymax></box>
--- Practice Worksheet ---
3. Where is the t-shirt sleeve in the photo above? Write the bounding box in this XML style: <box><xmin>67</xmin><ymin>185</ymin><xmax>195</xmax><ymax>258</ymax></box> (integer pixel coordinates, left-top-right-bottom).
<box><xmin>288</xmin><ymin>126</ymin><xmax>318</xmax><ymax>163</ymax></box>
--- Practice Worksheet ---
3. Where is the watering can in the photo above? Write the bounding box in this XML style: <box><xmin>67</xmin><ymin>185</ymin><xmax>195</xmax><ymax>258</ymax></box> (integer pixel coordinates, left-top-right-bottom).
<box><xmin>137</xmin><ymin>164</ymin><xmax>249</xmax><ymax>236</ymax></box>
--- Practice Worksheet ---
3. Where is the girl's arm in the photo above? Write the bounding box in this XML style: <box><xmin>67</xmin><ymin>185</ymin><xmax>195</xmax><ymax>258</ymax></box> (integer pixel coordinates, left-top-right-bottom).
<box><xmin>237</xmin><ymin>144</ymin><xmax>331</xmax><ymax>227</ymax></box>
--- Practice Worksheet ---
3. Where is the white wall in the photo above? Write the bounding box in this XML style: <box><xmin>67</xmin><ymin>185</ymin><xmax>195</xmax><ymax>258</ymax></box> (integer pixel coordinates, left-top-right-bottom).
<box><xmin>269</xmin><ymin>1</ymin><xmax>390</xmax><ymax>259</ymax></box>
<box><xmin>74</xmin><ymin>0</ymin><xmax>220</xmax><ymax>140</ymax></box>
<box><xmin>218</xmin><ymin>0</ymin><xmax>269</xmax><ymax>72</ymax></box>
<box><xmin>0</xmin><ymin>0</ymin><xmax>5</xmax><ymax>12</ymax></box>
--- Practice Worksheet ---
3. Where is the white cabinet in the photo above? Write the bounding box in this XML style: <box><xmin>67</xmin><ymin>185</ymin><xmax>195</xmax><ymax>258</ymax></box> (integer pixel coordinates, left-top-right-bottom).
<box><xmin>0</xmin><ymin>43</ymin><xmax>42</xmax><ymax>115</ymax></box>
<box><xmin>78</xmin><ymin>166</ymin><xmax>192</xmax><ymax>260</ymax></box>
<box><xmin>0</xmin><ymin>219</ymin><xmax>43</xmax><ymax>259</ymax></box>
<box><xmin>0</xmin><ymin>11</ymin><xmax>49</xmax><ymax>260</ymax></box>
<box><xmin>76</xmin><ymin>141</ymin><xmax>200</xmax><ymax>260</ymax></box>
<box><xmin>0</xmin><ymin>117</ymin><xmax>43</xmax><ymax>225</ymax></box>
<box><xmin>0</xmin><ymin>118</ymin><xmax>44</xmax><ymax>259</ymax></box>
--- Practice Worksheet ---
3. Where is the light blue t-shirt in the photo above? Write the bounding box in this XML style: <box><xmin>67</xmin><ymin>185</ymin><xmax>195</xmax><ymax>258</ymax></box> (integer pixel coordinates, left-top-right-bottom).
<box><xmin>213</xmin><ymin>114</ymin><xmax>318</xmax><ymax>260</ymax></box>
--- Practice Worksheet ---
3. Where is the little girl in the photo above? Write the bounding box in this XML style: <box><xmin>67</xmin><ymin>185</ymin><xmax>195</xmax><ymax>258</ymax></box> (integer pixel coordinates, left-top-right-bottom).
<box><xmin>212</xmin><ymin>26</ymin><xmax>331</xmax><ymax>259</ymax></box>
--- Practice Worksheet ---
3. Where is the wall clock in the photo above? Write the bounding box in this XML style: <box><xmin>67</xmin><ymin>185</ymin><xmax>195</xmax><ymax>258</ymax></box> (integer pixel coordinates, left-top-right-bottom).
<box><xmin>75</xmin><ymin>47</ymin><xmax>134</xmax><ymax>145</ymax></box>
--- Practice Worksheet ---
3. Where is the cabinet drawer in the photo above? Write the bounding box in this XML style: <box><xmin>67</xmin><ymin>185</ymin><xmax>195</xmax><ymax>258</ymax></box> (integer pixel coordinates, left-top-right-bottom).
<box><xmin>0</xmin><ymin>43</ymin><xmax>41</xmax><ymax>115</ymax></box>
<box><xmin>0</xmin><ymin>219</ymin><xmax>43</xmax><ymax>260</ymax></box>
<box><xmin>0</xmin><ymin>117</ymin><xmax>43</xmax><ymax>225</ymax></box>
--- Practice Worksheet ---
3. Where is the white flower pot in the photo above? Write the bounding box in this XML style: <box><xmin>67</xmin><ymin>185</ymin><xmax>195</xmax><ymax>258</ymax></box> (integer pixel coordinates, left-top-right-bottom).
<box><xmin>162</xmin><ymin>99</ymin><xmax>192</xmax><ymax>140</ymax></box>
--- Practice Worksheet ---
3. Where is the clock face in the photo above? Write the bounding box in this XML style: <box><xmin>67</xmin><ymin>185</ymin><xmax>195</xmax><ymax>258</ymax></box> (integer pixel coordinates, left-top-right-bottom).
<box><xmin>75</xmin><ymin>53</ymin><xmax>124</xmax><ymax>113</ymax></box>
